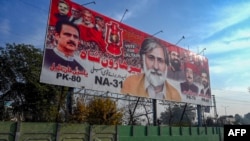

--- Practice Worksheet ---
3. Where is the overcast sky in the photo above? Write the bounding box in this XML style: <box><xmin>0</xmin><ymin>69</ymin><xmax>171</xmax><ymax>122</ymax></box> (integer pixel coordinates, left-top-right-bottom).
<box><xmin>1</xmin><ymin>0</ymin><xmax>250</xmax><ymax>117</ymax></box>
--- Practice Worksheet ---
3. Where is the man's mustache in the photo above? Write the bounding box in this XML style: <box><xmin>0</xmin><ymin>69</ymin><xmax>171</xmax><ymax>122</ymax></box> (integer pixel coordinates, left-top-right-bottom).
<box><xmin>67</xmin><ymin>41</ymin><xmax>76</xmax><ymax>46</ymax></box>
<box><xmin>150</xmin><ymin>70</ymin><xmax>162</xmax><ymax>76</ymax></box>
<box><xmin>173</xmin><ymin>58</ymin><xmax>180</xmax><ymax>62</ymax></box>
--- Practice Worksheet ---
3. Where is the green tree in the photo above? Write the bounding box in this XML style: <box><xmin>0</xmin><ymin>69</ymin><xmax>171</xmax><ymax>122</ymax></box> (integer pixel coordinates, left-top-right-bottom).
<box><xmin>121</xmin><ymin>97</ymin><xmax>152</xmax><ymax>125</ymax></box>
<box><xmin>71</xmin><ymin>97</ymin><xmax>123</xmax><ymax>125</ymax></box>
<box><xmin>159</xmin><ymin>103</ymin><xmax>196</xmax><ymax>126</ymax></box>
<box><xmin>234</xmin><ymin>114</ymin><xmax>243</xmax><ymax>125</ymax></box>
<box><xmin>87</xmin><ymin>97</ymin><xmax>123</xmax><ymax>125</ymax></box>
<box><xmin>70</xmin><ymin>100</ymin><xmax>88</xmax><ymax>123</ymax></box>
<box><xmin>243</xmin><ymin>113</ymin><xmax>250</xmax><ymax>124</ymax></box>
<box><xmin>205</xmin><ymin>116</ymin><xmax>216</xmax><ymax>126</ymax></box>
<box><xmin>0</xmin><ymin>43</ymin><xmax>65</xmax><ymax>122</ymax></box>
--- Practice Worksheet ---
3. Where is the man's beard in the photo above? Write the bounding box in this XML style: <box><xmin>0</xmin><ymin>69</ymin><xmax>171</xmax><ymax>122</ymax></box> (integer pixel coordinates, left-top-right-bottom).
<box><xmin>170</xmin><ymin>59</ymin><xmax>181</xmax><ymax>71</ymax></box>
<box><xmin>144</xmin><ymin>65</ymin><xmax>167</xmax><ymax>87</ymax></box>
<box><xmin>202</xmin><ymin>81</ymin><xmax>209</xmax><ymax>88</ymax></box>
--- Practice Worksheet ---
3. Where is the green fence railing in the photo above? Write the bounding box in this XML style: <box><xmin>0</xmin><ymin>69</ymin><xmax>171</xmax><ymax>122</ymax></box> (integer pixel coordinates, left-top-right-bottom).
<box><xmin>0</xmin><ymin>122</ymin><xmax>223</xmax><ymax>141</ymax></box>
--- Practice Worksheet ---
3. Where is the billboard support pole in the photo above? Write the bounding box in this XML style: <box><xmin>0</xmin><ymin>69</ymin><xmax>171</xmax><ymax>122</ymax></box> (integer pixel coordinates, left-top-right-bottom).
<box><xmin>152</xmin><ymin>99</ymin><xmax>157</xmax><ymax>126</ymax></box>
<box><xmin>66</xmin><ymin>87</ymin><xmax>74</xmax><ymax>115</ymax></box>
<box><xmin>197</xmin><ymin>104</ymin><xmax>202</xmax><ymax>126</ymax></box>
<box><xmin>179</xmin><ymin>103</ymin><xmax>187</xmax><ymax>125</ymax></box>
<box><xmin>56</xmin><ymin>86</ymin><xmax>64</xmax><ymax>122</ymax></box>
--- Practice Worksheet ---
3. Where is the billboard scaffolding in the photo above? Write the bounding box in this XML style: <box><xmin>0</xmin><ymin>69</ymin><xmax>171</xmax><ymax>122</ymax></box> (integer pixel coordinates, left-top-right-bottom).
<box><xmin>40</xmin><ymin>0</ymin><xmax>212</xmax><ymax>106</ymax></box>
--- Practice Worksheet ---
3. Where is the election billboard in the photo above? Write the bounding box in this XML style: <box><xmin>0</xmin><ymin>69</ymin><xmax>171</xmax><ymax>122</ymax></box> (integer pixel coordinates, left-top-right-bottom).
<box><xmin>40</xmin><ymin>0</ymin><xmax>212</xmax><ymax>106</ymax></box>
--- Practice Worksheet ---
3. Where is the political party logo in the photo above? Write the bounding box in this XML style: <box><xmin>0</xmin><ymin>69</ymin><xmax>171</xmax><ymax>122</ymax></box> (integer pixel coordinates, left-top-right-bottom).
<box><xmin>105</xmin><ymin>22</ymin><xmax>123</xmax><ymax>56</ymax></box>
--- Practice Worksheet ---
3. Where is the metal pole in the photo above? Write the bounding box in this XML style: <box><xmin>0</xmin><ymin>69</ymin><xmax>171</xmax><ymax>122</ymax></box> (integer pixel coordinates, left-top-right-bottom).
<box><xmin>175</xmin><ymin>36</ymin><xmax>185</xmax><ymax>45</ymax></box>
<box><xmin>82</xmin><ymin>1</ymin><xmax>96</xmax><ymax>6</ymax></box>
<box><xmin>56</xmin><ymin>87</ymin><xmax>64</xmax><ymax>122</ymax></box>
<box><xmin>179</xmin><ymin>103</ymin><xmax>187</xmax><ymax>125</ymax></box>
<box><xmin>197</xmin><ymin>104</ymin><xmax>202</xmax><ymax>127</ymax></box>
<box><xmin>212</xmin><ymin>95</ymin><xmax>218</xmax><ymax>118</ymax></box>
<box><xmin>152</xmin><ymin>99</ymin><xmax>157</xmax><ymax>125</ymax></box>
<box><xmin>120</xmin><ymin>9</ymin><xmax>128</xmax><ymax>23</ymax></box>
<box><xmin>151</xmin><ymin>30</ymin><xmax>163</xmax><ymax>37</ymax></box>
<box><xmin>67</xmin><ymin>87</ymin><xmax>74</xmax><ymax>115</ymax></box>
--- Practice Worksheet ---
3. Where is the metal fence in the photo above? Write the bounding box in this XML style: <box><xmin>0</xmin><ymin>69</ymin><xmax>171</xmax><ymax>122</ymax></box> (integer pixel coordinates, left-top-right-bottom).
<box><xmin>0</xmin><ymin>122</ymin><xmax>223</xmax><ymax>141</ymax></box>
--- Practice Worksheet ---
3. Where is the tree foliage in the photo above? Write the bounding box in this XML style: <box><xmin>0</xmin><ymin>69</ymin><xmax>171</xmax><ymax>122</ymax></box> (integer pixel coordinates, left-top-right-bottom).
<box><xmin>234</xmin><ymin>114</ymin><xmax>244</xmax><ymax>125</ymax></box>
<box><xmin>159</xmin><ymin>104</ymin><xmax>196</xmax><ymax>126</ymax></box>
<box><xmin>243</xmin><ymin>113</ymin><xmax>250</xmax><ymax>124</ymax></box>
<box><xmin>121</xmin><ymin>97</ymin><xmax>152</xmax><ymax>125</ymax></box>
<box><xmin>0</xmin><ymin>43</ymin><xmax>65</xmax><ymax>122</ymax></box>
<box><xmin>0</xmin><ymin>43</ymin><xmax>123</xmax><ymax>124</ymax></box>
<box><xmin>70</xmin><ymin>100</ymin><xmax>88</xmax><ymax>123</ymax></box>
<box><xmin>71</xmin><ymin>97</ymin><xmax>123</xmax><ymax>125</ymax></box>
<box><xmin>205</xmin><ymin>117</ymin><xmax>216</xmax><ymax>126</ymax></box>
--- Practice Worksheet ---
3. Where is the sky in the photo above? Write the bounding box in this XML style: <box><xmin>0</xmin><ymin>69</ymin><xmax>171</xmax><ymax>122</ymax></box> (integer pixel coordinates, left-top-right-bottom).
<box><xmin>1</xmin><ymin>0</ymin><xmax>250</xmax><ymax>117</ymax></box>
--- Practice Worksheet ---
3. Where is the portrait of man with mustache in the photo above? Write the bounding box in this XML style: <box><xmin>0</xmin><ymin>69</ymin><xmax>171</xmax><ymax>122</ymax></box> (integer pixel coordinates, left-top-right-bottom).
<box><xmin>199</xmin><ymin>69</ymin><xmax>211</xmax><ymax>97</ymax></box>
<box><xmin>43</xmin><ymin>19</ymin><xmax>85</xmax><ymax>72</ymax></box>
<box><xmin>121</xmin><ymin>37</ymin><xmax>181</xmax><ymax>102</ymax></box>
<box><xmin>167</xmin><ymin>46</ymin><xmax>185</xmax><ymax>81</ymax></box>
<box><xmin>180</xmin><ymin>62</ymin><xmax>199</xmax><ymax>95</ymax></box>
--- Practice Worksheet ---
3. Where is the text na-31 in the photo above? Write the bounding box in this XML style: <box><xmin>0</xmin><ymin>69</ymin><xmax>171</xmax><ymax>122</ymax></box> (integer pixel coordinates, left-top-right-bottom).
<box><xmin>95</xmin><ymin>76</ymin><xmax>123</xmax><ymax>88</ymax></box>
